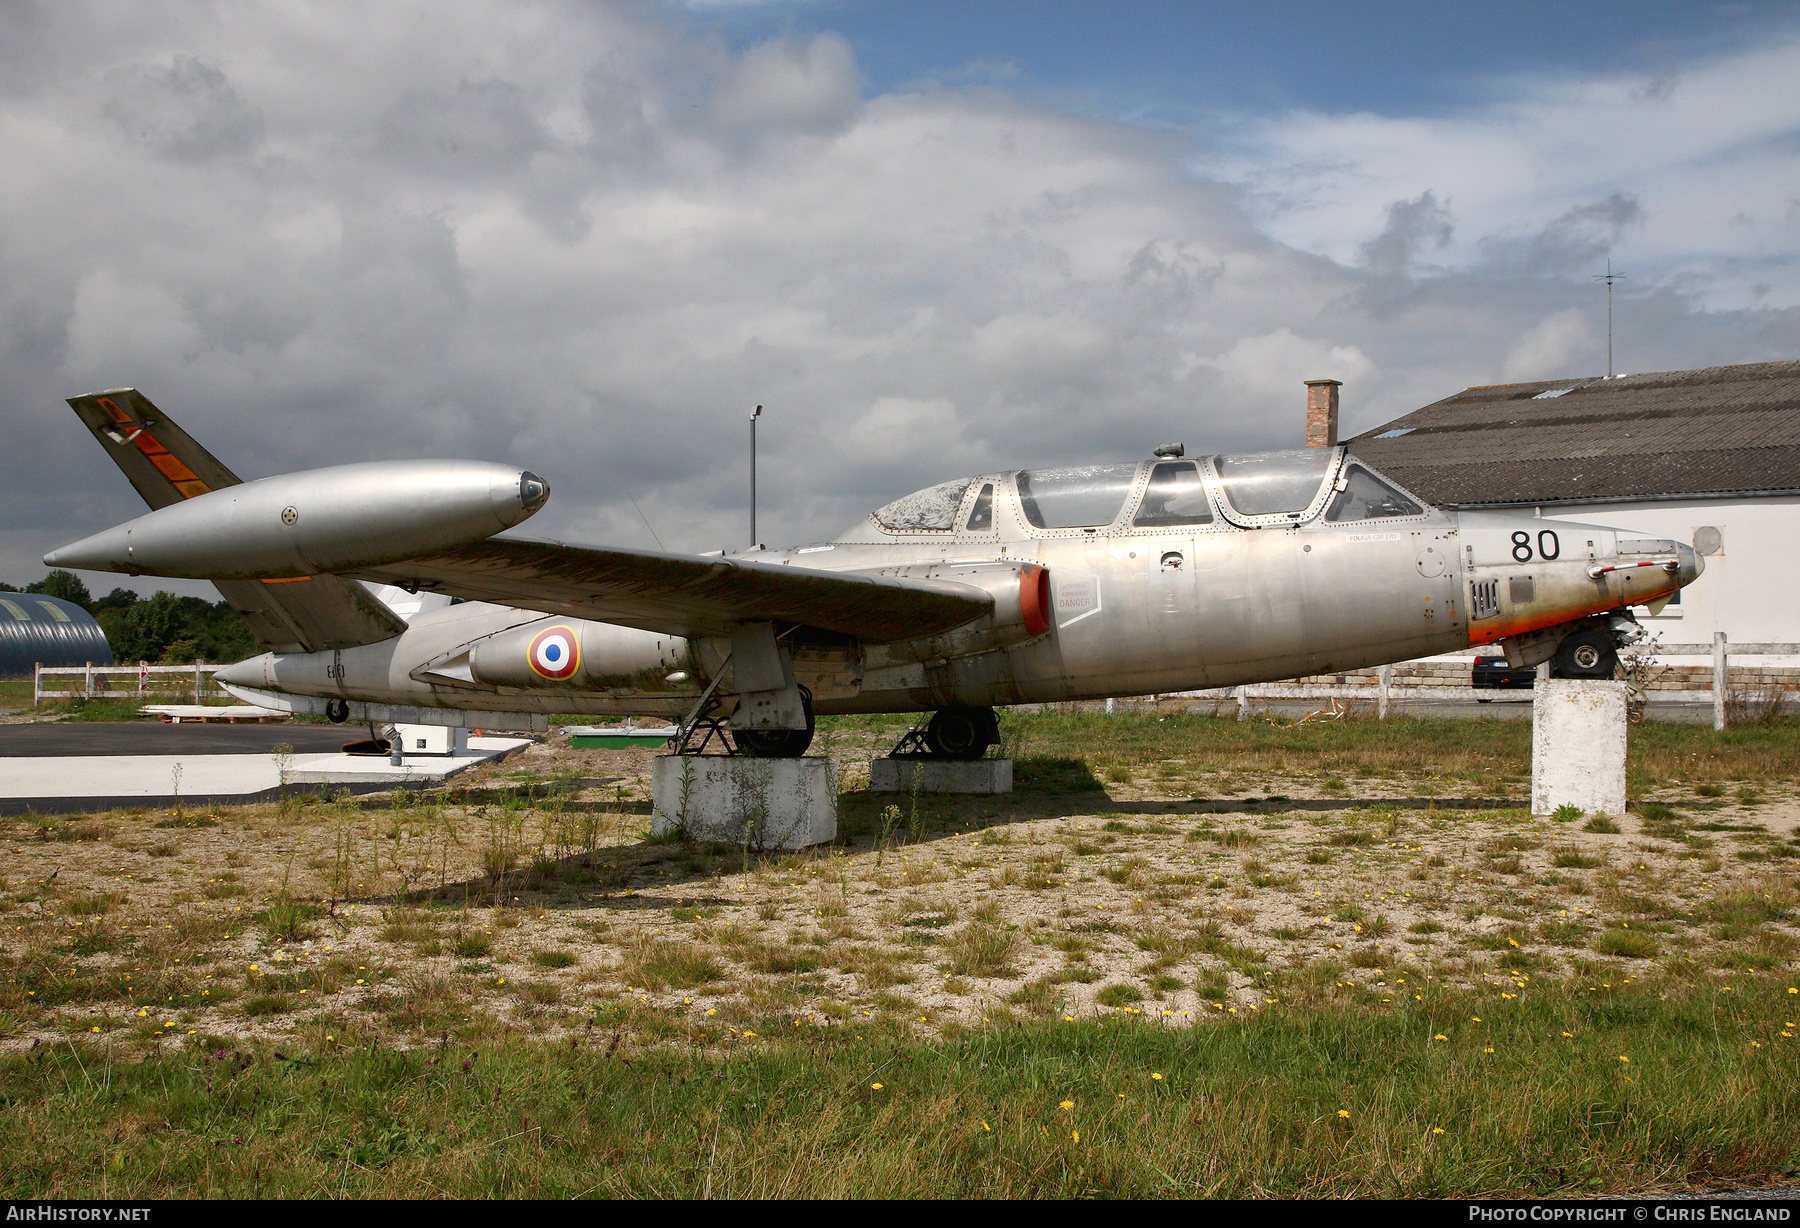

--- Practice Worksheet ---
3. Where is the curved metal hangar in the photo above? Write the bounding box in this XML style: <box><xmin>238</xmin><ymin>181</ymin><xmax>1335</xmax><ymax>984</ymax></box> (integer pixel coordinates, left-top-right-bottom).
<box><xmin>47</xmin><ymin>388</ymin><xmax>1700</xmax><ymax>759</ymax></box>
<box><xmin>0</xmin><ymin>595</ymin><xmax>113</xmax><ymax>677</ymax></box>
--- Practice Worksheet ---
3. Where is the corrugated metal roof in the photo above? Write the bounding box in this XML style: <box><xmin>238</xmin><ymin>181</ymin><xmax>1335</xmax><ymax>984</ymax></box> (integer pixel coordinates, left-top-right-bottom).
<box><xmin>0</xmin><ymin>595</ymin><xmax>114</xmax><ymax>677</ymax></box>
<box><xmin>1346</xmin><ymin>360</ymin><xmax>1800</xmax><ymax>507</ymax></box>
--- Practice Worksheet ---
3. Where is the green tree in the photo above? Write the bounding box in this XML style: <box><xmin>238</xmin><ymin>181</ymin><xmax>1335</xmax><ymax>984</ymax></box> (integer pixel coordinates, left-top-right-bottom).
<box><xmin>96</xmin><ymin>592</ymin><xmax>258</xmax><ymax>664</ymax></box>
<box><xmin>24</xmin><ymin>570</ymin><xmax>93</xmax><ymax>610</ymax></box>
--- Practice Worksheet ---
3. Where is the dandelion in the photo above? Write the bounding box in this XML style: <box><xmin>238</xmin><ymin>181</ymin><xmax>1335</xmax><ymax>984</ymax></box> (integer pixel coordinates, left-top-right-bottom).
<box><xmin>1562</xmin><ymin>1032</ymin><xmax>1573</xmax><ymax>1038</ymax></box>
<box><xmin>1059</xmin><ymin>1100</ymin><xmax>1074</xmax><ymax>1110</ymax></box>
<box><xmin>90</xmin><ymin>1026</ymin><xmax>99</xmax><ymax>1033</ymax></box>
<box><xmin>1072</xmin><ymin>1131</ymin><xmax>1080</xmax><ymax>1143</ymax></box>
<box><xmin>1151</xmin><ymin>1073</ymin><xmax>1163</xmax><ymax>1081</ymax></box>
<box><xmin>1337</xmin><ymin>1110</ymin><xmax>1350</xmax><ymax>1119</ymax></box>
<box><xmin>981</xmin><ymin>1121</ymin><xmax>990</xmax><ymax>1131</ymax></box>
<box><xmin>871</xmin><ymin>1083</ymin><xmax>883</xmax><ymax>1090</ymax></box>
<box><xmin>1434</xmin><ymin>1034</ymin><xmax>1448</xmax><ymax>1041</ymax></box>
<box><xmin>1618</xmin><ymin>1055</ymin><xmax>1630</xmax><ymax>1063</ymax></box>
<box><xmin>706</xmin><ymin>1008</ymin><xmax>716</xmax><ymax>1016</ymax></box>
<box><xmin>1432</xmin><ymin>1127</ymin><xmax>1445</xmax><ymax>1136</ymax></box>
<box><xmin>1472</xmin><ymin>1016</ymin><xmax>1481</xmax><ymax>1022</ymax></box>
<box><xmin>1483</xmin><ymin>1047</ymin><xmax>1494</xmax><ymax>1054</ymax></box>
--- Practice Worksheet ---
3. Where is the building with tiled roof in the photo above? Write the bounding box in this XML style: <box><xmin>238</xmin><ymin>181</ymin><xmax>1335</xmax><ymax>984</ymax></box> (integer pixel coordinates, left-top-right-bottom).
<box><xmin>1343</xmin><ymin>361</ymin><xmax>1800</xmax><ymax>645</ymax></box>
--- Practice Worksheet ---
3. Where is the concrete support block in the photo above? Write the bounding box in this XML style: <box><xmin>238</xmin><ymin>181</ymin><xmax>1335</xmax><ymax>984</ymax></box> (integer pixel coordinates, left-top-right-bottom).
<box><xmin>868</xmin><ymin>758</ymin><xmax>1013</xmax><ymax>794</ymax></box>
<box><xmin>1532</xmin><ymin>679</ymin><xmax>1628</xmax><ymax>818</ymax></box>
<box><xmin>650</xmin><ymin>756</ymin><xmax>837</xmax><ymax>849</ymax></box>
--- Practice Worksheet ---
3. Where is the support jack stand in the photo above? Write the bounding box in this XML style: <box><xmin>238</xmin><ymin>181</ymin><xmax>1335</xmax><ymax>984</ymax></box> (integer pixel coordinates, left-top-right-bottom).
<box><xmin>886</xmin><ymin>721</ymin><xmax>937</xmax><ymax>759</ymax></box>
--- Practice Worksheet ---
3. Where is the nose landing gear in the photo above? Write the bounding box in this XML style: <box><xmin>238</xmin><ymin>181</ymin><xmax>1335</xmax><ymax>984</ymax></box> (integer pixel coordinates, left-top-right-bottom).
<box><xmin>1551</xmin><ymin>629</ymin><xmax>1620</xmax><ymax>679</ymax></box>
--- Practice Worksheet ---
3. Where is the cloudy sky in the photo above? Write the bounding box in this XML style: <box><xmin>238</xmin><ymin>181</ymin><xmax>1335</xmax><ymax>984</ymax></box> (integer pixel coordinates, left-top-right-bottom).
<box><xmin>3</xmin><ymin>0</ymin><xmax>1797</xmax><ymax>594</ymax></box>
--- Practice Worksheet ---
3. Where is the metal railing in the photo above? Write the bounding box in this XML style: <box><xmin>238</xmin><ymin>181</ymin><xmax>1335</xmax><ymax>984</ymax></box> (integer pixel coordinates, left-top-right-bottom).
<box><xmin>33</xmin><ymin>660</ymin><xmax>228</xmax><ymax>706</ymax></box>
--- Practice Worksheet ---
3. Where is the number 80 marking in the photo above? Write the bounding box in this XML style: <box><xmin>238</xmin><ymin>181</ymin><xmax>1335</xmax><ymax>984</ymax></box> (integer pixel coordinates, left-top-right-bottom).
<box><xmin>1510</xmin><ymin>530</ymin><xmax>1560</xmax><ymax>562</ymax></box>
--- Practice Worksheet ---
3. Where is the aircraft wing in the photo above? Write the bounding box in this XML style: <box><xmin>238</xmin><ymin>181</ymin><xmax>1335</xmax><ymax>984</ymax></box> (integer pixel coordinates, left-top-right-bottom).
<box><xmin>349</xmin><ymin>537</ymin><xmax>992</xmax><ymax>642</ymax></box>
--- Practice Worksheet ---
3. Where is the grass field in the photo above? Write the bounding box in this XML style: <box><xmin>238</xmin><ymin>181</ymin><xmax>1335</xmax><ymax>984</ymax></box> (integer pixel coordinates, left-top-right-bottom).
<box><xmin>0</xmin><ymin>710</ymin><xmax>1796</xmax><ymax>1196</ymax></box>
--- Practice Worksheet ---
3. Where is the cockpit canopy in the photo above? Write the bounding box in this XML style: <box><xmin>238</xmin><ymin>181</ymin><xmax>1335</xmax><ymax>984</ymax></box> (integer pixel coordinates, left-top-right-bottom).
<box><xmin>865</xmin><ymin>447</ymin><xmax>1423</xmax><ymax>536</ymax></box>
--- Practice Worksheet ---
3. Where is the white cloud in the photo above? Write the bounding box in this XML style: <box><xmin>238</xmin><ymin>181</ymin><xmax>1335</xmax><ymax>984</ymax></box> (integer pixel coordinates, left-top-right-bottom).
<box><xmin>0</xmin><ymin>0</ymin><xmax>1792</xmax><ymax>594</ymax></box>
<box><xmin>1501</xmin><ymin>309</ymin><xmax>1599</xmax><ymax>383</ymax></box>
<box><xmin>1211</xmin><ymin>35</ymin><xmax>1800</xmax><ymax>309</ymax></box>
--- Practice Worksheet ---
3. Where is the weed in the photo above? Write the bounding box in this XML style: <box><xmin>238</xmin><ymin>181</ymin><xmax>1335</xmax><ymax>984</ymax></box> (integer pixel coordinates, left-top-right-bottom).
<box><xmin>1583</xmin><ymin>815</ymin><xmax>1622</xmax><ymax>834</ymax></box>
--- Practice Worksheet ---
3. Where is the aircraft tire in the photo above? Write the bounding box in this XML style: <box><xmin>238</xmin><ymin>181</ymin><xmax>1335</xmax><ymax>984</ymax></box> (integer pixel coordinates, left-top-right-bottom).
<box><xmin>325</xmin><ymin>699</ymin><xmax>350</xmax><ymax>724</ymax></box>
<box><xmin>735</xmin><ymin>688</ymin><xmax>815</xmax><ymax>758</ymax></box>
<box><xmin>925</xmin><ymin>707</ymin><xmax>997</xmax><ymax>759</ymax></box>
<box><xmin>1550</xmin><ymin>630</ymin><xmax>1618</xmax><ymax>679</ymax></box>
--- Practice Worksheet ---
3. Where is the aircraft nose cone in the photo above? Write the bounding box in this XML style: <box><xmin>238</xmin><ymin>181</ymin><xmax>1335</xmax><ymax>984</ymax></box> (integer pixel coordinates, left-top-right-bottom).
<box><xmin>1679</xmin><ymin>542</ymin><xmax>1702</xmax><ymax>584</ymax></box>
<box><xmin>520</xmin><ymin>471</ymin><xmax>550</xmax><ymax>513</ymax></box>
<box><xmin>213</xmin><ymin>655</ymin><xmax>269</xmax><ymax>688</ymax></box>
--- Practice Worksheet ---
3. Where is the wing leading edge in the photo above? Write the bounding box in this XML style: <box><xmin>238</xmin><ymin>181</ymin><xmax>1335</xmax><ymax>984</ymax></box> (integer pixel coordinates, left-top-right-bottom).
<box><xmin>350</xmin><ymin>537</ymin><xmax>993</xmax><ymax>642</ymax></box>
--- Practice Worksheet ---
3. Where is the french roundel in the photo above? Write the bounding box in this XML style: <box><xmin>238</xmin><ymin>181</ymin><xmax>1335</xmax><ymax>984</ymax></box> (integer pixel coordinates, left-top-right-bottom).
<box><xmin>527</xmin><ymin>626</ymin><xmax>580</xmax><ymax>681</ymax></box>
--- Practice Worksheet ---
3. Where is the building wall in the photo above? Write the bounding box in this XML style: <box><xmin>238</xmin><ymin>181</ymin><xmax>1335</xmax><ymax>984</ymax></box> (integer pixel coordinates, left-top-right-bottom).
<box><xmin>1528</xmin><ymin>494</ymin><xmax>1798</xmax><ymax>645</ymax></box>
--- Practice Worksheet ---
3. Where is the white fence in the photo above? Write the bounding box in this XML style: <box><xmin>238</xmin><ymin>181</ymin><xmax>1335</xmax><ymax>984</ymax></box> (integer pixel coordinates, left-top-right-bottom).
<box><xmin>1147</xmin><ymin>635</ymin><xmax>1800</xmax><ymax>732</ymax></box>
<box><xmin>33</xmin><ymin>660</ymin><xmax>228</xmax><ymax>706</ymax></box>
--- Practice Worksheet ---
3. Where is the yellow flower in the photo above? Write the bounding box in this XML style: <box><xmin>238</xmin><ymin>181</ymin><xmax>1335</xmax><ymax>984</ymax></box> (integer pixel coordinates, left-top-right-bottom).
<box><xmin>1072</xmin><ymin>1131</ymin><xmax>1080</xmax><ymax>1143</ymax></box>
<box><xmin>1337</xmin><ymin>1110</ymin><xmax>1350</xmax><ymax>1119</ymax></box>
<box><xmin>1059</xmin><ymin>1100</ymin><xmax>1074</xmax><ymax>1110</ymax></box>
<box><xmin>1434</xmin><ymin>1034</ymin><xmax>1448</xmax><ymax>1041</ymax></box>
<box><xmin>1618</xmin><ymin>1055</ymin><xmax>1630</xmax><ymax>1063</ymax></box>
<box><xmin>981</xmin><ymin>1121</ymin><xmax>990</xmax><ymax>1131</ymax></box>
<box><xmin>1432</xmin><ymin>1127</ymin><xmax>1445</xmax><ymax>1136</ymax></box>
<box><xmin>1151</xmin><ymin>1073</ymin><xmax>1163</xmax><ymax>1081</ymax></box>
<box><xmin>1562</xmin><ymin>1032</ymin><xmax>1573</xmax><ymax>1038</ymax></box>
<box><xmin>90</xmin><ymin>1026</ymin><xmax>99</xmax><ymax>1033</ymax></box>
<box><xmin>1483</xmin><ymin>1047</ymin><xmax>1494</xmax><ymax>1054</ymax></box>
<box><xmin>871</xmin><ymin>1082</ymin><xmax>883</xmax><ymax>1090</ymax></box>
<box><xmin>1472</xmin><ymin>1016</ymin><xmax>1481</xmax><ymax>1022</ymax></box>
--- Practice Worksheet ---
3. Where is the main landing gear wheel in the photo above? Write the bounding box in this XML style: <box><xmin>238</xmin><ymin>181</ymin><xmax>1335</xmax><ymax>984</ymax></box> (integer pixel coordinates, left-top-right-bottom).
<box><xmin>924</xmin><ymin>707</ymin><xmax>998</xmax><ymax>759</ymax></box>
<box><xmin>735</xmin><ymin>688</ymin><xmax>815</xmax><ymax>759</ymax></box>
<box><xmin>325</xmin><ymin>698</ymin><xmax>350</xmax><ymax>724</ymax></box>
<box><xmin>1551</xmin><ymin>630</ymin><xmax>1619</xmax><ymax>679</ymax></box>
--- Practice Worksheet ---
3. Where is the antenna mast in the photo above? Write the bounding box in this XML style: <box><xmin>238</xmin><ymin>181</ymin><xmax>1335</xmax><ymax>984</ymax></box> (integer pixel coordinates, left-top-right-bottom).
<box><xmin>1593</xmin><ymin>259</ymin><xmax>1627</xmax><ymax>378</ymax></box>
<box><xmin>749</xmin><ymin>404</ymin><xmax>762</xmax><ymax>548</ymax></box>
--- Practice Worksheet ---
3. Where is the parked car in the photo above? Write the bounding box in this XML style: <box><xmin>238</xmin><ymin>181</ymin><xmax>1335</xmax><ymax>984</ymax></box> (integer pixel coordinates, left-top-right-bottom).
<box><xmin>1471</xmin><ymin>655</ymin><xmax>1536</xmax><ymax>699</ymax></box>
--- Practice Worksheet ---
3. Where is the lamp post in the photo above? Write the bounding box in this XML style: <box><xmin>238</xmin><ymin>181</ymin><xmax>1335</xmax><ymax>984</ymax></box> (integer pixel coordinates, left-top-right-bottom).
<box><xmin>749</xmin><ymin>404</ymin><xmax>761</xmax><ymax>548</ymax></box>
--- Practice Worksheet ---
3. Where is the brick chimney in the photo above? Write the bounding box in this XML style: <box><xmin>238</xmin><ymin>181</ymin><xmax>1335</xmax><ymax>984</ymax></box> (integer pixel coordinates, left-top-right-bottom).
<box><xmin>1305</xmin><ymin>379</ymin><xmax>1341</xmax><ymax>448</ymax></box>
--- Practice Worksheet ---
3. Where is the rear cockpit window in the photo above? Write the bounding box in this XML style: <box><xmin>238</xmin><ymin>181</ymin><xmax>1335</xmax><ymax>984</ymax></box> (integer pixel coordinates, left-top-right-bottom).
<box><xmin>1324</xmin><ymin>465</ymin><xmax>1423</xmax><ymax>522</ymax></box>
<box><xmin>1016</xmin><ymin>464</ymin><xmax>1138</xmax><ymax>530</ymax></box>
<box><xmin>1212</xmin><ymin>449</ymin><xmax>1335</xmax><ymax>518</ymax></box>
<box><xmin>874</xmin><ymin>478</ymin><xmax>973</xmax><ymax>531</ymax></box>
<box><xmin>965</xmin><ymin>483</ymin><xmax>994</xmax><ymax>531</ymax></box>
<box><xmin>1133</xmin><ymin>462</ymin><xmax>1213</xmax><ymax>527</ymax></box>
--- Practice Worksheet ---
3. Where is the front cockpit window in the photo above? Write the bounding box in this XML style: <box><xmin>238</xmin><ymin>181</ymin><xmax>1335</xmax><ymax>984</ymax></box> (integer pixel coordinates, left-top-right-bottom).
<box><xmin>1016</xmin><ymin>464</ymin><xmax>1138</xmax><ymax>529</ymax></box>
<box><xmin>873</xmin><ymin>477</ymin><xmax>974</xmax><ymax>531</ymax></box>
<box><xmin>1212</xmin><ymin>449</ymin><xmax>1336</xmax><ymax>518</ymax></box>
<box><xmin>1132</xmin><ymin>461</ymin><xmax>1213</xmax><ymax>527</ymax></box>
<box><xmin>966</xmin><ymin>483</ymin><xmax>994</xmax><ymax>531</ymax></box>
<box><xmin>1324</xmin><ymin>464</ymin><xmax>1423</xmax><ymax>522</ymax></box>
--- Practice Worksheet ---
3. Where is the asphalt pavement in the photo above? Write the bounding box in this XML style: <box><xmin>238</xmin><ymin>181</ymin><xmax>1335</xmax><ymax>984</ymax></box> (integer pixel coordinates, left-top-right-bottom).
<box><xmin>0</xmin><ymin>721</ymin><xmax>358</xmax><ymax>757</ymax></box>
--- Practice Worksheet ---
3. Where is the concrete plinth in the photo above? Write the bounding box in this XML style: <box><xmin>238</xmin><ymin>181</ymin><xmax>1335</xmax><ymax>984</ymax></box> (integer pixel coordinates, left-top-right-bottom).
<box><xmin>651</xmin><ymin>755</ymin><xmax>837</xmax><ymax>849</ymax></box>
<box><xmin>1532</xmin><ymin>679</ymin><xmax>1628</xmax><ymax>817</ymax></box>
<box><xmin>869</xmin><ymin>758</ymin><xmax>1012</xmax><ymax>794</ymax></box>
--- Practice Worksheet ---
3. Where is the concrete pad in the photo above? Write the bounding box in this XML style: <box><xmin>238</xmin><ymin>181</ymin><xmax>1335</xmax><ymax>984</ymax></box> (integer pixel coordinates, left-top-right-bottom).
<box><xmin>1532</xmin><ymin>679</ymin><xmax>1628</xmax><ymax>818</ymax></box>
<box><xmin>869</xmin><ymin>758</ymin><xmax>1013</xmax><ymax>794</ymax></box>
<box><xmin>0</xmin><ymin>736</ymin><xmax>532</xmax><ymax>812</ymax></box>
<box><xmin>650</xmin><ymin>755</ymin><xmax>836</xmax><ymax>849</ymax></box>
<box><xmin>285</xmin><ymin>737</ymin><xmax>530</xmax><ymax>784</ymax></box>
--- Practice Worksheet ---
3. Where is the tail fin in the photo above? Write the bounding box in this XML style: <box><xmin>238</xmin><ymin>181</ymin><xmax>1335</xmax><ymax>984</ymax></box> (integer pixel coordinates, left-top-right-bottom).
<box><xmin>68</xmin><ymin>388</ymin><xmax>406</xmax><ymax>653</ymax></box>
